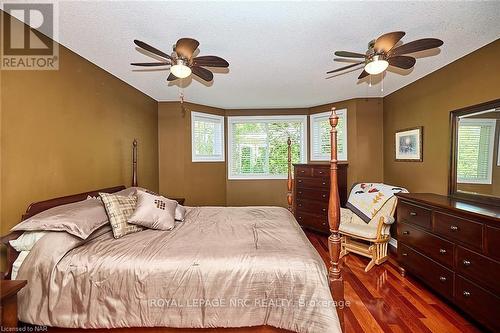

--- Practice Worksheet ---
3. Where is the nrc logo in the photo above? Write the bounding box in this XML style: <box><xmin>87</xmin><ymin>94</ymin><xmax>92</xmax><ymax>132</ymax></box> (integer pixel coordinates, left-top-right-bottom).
<box><xmin>1</xmin><ymin>2</ymin><xmax>58</xmax><ymax>70</ymax></box>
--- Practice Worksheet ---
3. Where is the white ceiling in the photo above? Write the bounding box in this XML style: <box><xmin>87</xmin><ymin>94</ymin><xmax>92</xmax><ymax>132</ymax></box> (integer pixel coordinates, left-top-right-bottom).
<box><xmin>29</xmin><ymin>1</ymin><xmax>500</xmax><ymax>108</ymax></box>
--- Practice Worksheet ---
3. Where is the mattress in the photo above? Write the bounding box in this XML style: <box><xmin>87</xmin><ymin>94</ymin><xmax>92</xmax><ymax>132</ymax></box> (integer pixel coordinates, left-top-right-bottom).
<box><xmin>16</xmin><ymin>206</ymin><xmax>340</xmax><ymax>332</ymax></box>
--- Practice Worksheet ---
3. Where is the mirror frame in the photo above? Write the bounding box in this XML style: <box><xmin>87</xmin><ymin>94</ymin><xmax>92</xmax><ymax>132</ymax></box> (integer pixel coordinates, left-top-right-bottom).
<box><xmin>449</xmin><ymin>98</ymin><xmax>500</xmax><ymax>206</ymax></box>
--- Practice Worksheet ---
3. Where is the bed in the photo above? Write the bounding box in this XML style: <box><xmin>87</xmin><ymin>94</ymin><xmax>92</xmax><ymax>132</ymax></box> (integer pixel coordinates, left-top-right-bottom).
<box><xmin>1</xmin><ymin>109</ymin><xmax>345</xmax><ymax>332</ymax></box>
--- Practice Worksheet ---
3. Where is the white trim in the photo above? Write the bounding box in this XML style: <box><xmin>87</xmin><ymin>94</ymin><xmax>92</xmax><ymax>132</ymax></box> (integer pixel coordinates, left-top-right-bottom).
<box><xmin>309</xmin><ymin>109</ymin><xmax>348</xmax><ymax>162</ymax></box>
<box><xmin>458</xmin><ymin>108</ymin><xmax>496</xmax><ymax>119</ymax></box>
<box><xmin>457</xmin><ymin>118</ymin><xmax>496</xmax><ymax>185</ymax></box>
<box><xmin>191</xmin><ymin>111</ymin><xmax>225</xmax><ymax>162</ymax></box>
<box><xmin>227</xmin><ymin>115</ymin><xmax>308</xmax><ymax>180</ymax></box>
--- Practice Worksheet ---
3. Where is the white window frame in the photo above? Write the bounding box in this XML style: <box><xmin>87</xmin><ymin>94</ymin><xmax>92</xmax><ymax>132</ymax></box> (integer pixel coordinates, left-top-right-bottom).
<box><xmin>227</xmin><ymin>115</ymin><xmax>308</xmax><ymax>180</ymax></box>
<box><xmin>457</xmin><ymin>118</ymin><xmax>496</xmax><ymax>185</ymax></box>
<box><xmin>191</xmin><ymin>111</ymin><xmax>225</xmax><ymax>162</ymax></box>
<box><xmin>310</xmin><ymin>109</ymin><xmax>348</xmax><ymax>161</ymax></box>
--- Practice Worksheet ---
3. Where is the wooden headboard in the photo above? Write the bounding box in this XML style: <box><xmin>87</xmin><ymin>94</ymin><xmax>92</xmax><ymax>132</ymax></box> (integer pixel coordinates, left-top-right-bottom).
<box><xmin>21</xmin><ymin>186</ymin><xmax>125</xmax><ymax>221</ymax></box>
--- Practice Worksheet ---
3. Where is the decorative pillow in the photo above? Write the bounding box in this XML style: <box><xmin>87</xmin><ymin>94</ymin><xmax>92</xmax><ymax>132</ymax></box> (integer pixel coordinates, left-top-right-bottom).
<box><xmin>11</xmin><ymin>199</ymin><xmax>109</xmax><ymax>239</ymax></box>
<box><xmin>175</xmin><ymin>205</ymin><xmax>187</xmax><ymax>222</ymax></box>
<box><xmin>128</xmin><ymin>190</ymin><xmax>177</xmax><ymax>230</ymax></box>
<box><xmin>99</xmin><ymin>192</ymin><xmax>142</xmax><ymax>238</ymax></box>
<box><xmin>113</xmin><ymin>186</ymin><xmax>155</xmax><ymax>197</ymax></box>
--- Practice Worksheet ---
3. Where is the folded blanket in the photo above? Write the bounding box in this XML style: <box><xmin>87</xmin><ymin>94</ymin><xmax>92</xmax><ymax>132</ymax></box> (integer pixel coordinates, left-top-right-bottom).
<box><xmin>345</xmin><ymin>183</ymin><xmax>408</xmax><ymax>223</ymax></box>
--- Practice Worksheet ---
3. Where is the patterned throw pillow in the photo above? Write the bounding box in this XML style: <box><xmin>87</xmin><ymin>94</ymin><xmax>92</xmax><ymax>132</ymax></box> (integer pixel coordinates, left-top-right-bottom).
<box><xmin>127</xmin><ymin>190</ymin><xmax>177</xmax><ymax>230</ymax></box>
<box><xmin>99</xmin><ymin>192</ymin><xmax>142</xmax><ymax>238</ymax></box>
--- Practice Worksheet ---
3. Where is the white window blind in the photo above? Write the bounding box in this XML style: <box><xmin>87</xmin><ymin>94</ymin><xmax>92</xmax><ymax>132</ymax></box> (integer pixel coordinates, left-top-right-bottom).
<box><xmin>310</xmin><ymin>109</ymin><xmax>347</xmax><ymax>161</ymax></box>
<box><xmin>457</xmin><ymin>118</ymin><xmax>496</xmax><ymax>184</ymax></box>
<box><xmin>191</xmin><ymin>111</ymin><xmax>225</xmax><ymax>162</ymax></box>
<box><xmin>228</xmin><ymin>115</ymin><xmax>307</xmax><ymax>179</ymax></box>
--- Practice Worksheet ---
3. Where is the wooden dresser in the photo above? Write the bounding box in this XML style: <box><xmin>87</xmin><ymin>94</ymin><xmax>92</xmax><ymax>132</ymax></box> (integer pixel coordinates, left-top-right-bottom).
<box><xmin>293</xmin><ymin>163</ymin><xmax>348</xmax><ymax>234</ymax></box>
<box><xmin>396</xmin><ymin>193</ymin><xmax>500</xmax><ymax>332</ymax></box>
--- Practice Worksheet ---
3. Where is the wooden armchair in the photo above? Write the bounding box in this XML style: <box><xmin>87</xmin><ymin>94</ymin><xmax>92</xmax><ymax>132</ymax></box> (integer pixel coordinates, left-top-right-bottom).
<box><xmin>339</xmin><ymin>196</ymin><xmax>397</xmax><ymax>272</ymax></box>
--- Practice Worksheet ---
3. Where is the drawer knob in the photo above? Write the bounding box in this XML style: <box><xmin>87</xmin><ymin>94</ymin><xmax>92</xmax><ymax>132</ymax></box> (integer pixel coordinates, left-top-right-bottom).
<box><xmin>298</xmin><ymin>203</ymin><xmax>302</xmax><ymax>207</ymax></box>
<box><xmin>402</xmin><ymin>231</ymin><xmax>410</xmax><ymax>235</ymax></box>
<box><xmin>322</xmin><ymin>208</ymin><xmax>326</xmax><ymax>212</ymax></box>
<box><xmin>409</xmin><ymin>212</ymin><xmax>417</xmax><ymax>216</ymax></box>
<box><xmin>462</xmin><ymin>259</ymin><xmax>471</xmax><ymax>267</ymax></box>
<box><xmin>298</xmin><ymin>180</ymin><xmax>303</xmax><ymax>183</ymax></box>
<box><xmin>300</xmin><ymin>170</ymin><xmax>305</xmax><ymax>173</ymax></box>
<box><xmin>298</xmin><ymin>216</ymin><xmax>302</xmax><ymax>220</ymax></box>
<box><xmin>439</xmin><ymin>276</ymin><xmax>447</xmax><ymax>282</ymax></box>
<box><xmin>322</xmin><ymin>182</ymin><xmax>326</xmax><ymax>185</ymax></box>
<box><xmin>402</xmin><ymin>253</ymin><xmax>408</xmax><ymax>257</ymax></box>
<box><xmin>439</xmin><ymin>249</ymin><xmax>447</xmax><ymax>254</ymax></box>
<box><xmin>319</xmin><ymin>171</ymin><xmax>324</xmax><ymax>174</ymax></box>
<box><xmin>322</xmin><ymin>194</ymin><xmax>327</xmax><ymax>198</ymax></box>
<box><xmin>298</xmin><ymin>191</ymin><xmax>302</xmax><ymax>195</ymax></box>
<box><xmin>450</xmin><ymin>225</ymin><xmax>459</xmax><ymax>231</ymax></box>
<box><xmin>322</xmin><ymin>222</ymin><xmax>327</xmax><ymax>226</ymax></box>
<box><xmin>463</xmin><ymin>291</ymin><xmax>471</xmax><ymax>297</ymax></box>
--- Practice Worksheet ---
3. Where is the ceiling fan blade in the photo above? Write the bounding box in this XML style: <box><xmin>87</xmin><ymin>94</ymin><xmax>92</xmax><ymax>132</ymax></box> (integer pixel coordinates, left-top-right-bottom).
<box><xmin>374</xmin><ymin>31</ymin><xmax>406</xmax><ymax>53</ymax></box>
<box><xmin>388</xmin><ymin>55</ymin><xmax>416</xmax><ymax>69</ymax></box>
<box><xmin>175</xmin><ymin>38</ymin><xmax>200</xmax><ymax>59</ymax></box>
<box><xmin>191</xmin><ymin>66</ymin><xmax>214</xmax><ymax>82</ymax></box>
<box><xmin>192</xmin><ymin>56</ymin><xmax>229</xmax><ymax>67</ymax></box>
<box><xmin>167</xmin><ymin>73</ymin><xmax>178</xmax><ymax>81</ymax></box>
<box><xmin>334</xmin><ymin>51</ymin><xmax>366</xmax><ymax>58</ymax></box>
<box><xmin>389</xmin><ymin>38</ymin><xmax>444</xmax><ymax>56</ymax></box>
<box><xmin>327</xmin><ymin>62</ymin><xmax>364</xmax><ymax>74</ymax></box>
<box><xmin>131</xmin><ymin>62</ymin><xmax>170</xmax><ymax>66</ymax></box>
<box><xmin>134</xmin><ymin>40</ymin><xmax>172</xmax><ymax>60</ymax></box>
<box><xmin>358</xmin><ymin>70</ymin><xmax>369</xmax><ymax>79</ymax></box>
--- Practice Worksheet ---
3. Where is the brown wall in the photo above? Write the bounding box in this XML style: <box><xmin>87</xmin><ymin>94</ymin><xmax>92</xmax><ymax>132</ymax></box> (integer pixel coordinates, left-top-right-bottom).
<box><xmin>1</xmin><ymin>38</ymin><xmax>159</xmax><ymax>236</ymax></box>
<box><xmin>158</xmin><ymin>102</ymin><xmax>226</xmax><ymax>206</ymax></box>
<box><xmin>159</xmin><ymin>99</ymin><xmax>383</xmax><ymax>207</ymax></box>
<box><xmin>383</xmin><ymin>40</ymin><xmax>500</xmax><ymax>194</ymax></box>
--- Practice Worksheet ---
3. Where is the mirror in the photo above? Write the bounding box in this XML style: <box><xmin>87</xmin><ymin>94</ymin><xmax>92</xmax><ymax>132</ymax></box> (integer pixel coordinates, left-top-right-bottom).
<box><xmin>450</xmin><ymin>99</ymin><xmax>500</xmax><ymax>205</ymax></box>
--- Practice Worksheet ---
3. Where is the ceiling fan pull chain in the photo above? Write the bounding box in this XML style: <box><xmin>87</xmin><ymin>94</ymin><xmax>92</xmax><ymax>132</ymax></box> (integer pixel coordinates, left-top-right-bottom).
<box><xmin>381</xmin><ymin>74</ymin><xmax>384</xmax><ymax>93</ymax></box>
<box><xmin>179</xmin><ymin>88</ymin><xmax>185</xmax><ymax>104</ymax></box>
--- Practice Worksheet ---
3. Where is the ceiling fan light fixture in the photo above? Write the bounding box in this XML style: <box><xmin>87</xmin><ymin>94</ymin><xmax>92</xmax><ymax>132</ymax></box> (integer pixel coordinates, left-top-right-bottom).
<box><xmin>170</xmin><ymin>59</ymin><xmax>191</xmax><ymax>78</ymax></box>
<box><xmin>364</xmin><ymin>55</ymin><xmax>389</xmax><ymax>75</ymax></box>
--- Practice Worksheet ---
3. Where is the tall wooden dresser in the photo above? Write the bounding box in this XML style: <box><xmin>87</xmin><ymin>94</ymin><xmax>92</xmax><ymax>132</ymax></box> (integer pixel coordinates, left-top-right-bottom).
<box><xmin>396</xmin><ymin>193</ymin><xmax>500</xmax><ymax>332</ymax></box>
<box><xmin>293</xmin><ymin>163</ymin><xmax>348</xmax><ymax>234</ymax></box>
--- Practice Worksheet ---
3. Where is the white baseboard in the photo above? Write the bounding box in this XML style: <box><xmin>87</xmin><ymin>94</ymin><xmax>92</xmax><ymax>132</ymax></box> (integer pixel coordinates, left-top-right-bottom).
<box><xmin>389</xmin><ymin>238</ymin><xmax>398</xmax><ymax>248</ymax></box>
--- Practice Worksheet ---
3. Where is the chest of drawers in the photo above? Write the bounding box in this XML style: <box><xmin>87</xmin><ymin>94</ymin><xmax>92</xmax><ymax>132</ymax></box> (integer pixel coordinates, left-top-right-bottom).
<box><xmin>396</xmin><ymin>193</ymin><xmax>500</xmax><ymax>332</ymax></box>
<box><xmin>293</xmin><ymin>163</ymin><xmax>348</xmax><ymax>234</ymax></box>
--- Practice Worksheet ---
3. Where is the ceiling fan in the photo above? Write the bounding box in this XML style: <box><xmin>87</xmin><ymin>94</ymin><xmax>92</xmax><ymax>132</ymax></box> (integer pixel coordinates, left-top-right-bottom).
<box><xmin>131</xmin><ymin>38</ymin><xmax>229</xmax><ymax>82</ymax></box>
<box><xmin>327</xmin><ymin>31</ymin><xmax>443</xmax><ymax>79</ymax></box>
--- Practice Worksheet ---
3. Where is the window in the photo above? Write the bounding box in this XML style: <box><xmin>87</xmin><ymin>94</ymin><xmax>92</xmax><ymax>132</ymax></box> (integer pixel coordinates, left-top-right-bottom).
<box><xmin>191</xmin><ymin>112</ymin><xmax>225</xmax><ymax>162</ymax></box>
<box><xmin>228</xmin><ymin>115</ymin><xmax>307</xmax><ymax>179</ymax></box>
<box><xmin>457</xmin><ymin>118</ymin><xmax>496</xmax><ymax>184</ymax></box>
<box><xmin>310</xmin><ymin>109</ymin><xmax>347</xmax><ymax>161</ymax></box>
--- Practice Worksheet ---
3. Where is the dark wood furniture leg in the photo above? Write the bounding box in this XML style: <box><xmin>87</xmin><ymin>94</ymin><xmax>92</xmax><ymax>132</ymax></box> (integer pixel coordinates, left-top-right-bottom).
<box><xmin>1</xmin><ymin>280</ymin><xmax>27</xmax><ymax>328</ymax></box>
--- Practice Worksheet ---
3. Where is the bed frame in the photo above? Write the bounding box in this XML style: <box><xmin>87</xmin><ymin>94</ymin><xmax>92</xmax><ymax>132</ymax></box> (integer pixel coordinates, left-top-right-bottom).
<box><xmin>1</xmin><ymin>111</ymin><xmax>345</xmax><ymax>332</ymax></box>
<box><xmin>287</xmin><ymin>108</ymin><xmax>344</xmax><ymax>330</ymax></box>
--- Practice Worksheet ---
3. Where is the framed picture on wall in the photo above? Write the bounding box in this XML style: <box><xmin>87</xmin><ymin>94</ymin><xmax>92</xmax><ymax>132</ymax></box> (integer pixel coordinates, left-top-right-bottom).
<box><xmin>395</xmin><ymin>127</ymin><xmax>423</xmax><ymax>162</ymax></box>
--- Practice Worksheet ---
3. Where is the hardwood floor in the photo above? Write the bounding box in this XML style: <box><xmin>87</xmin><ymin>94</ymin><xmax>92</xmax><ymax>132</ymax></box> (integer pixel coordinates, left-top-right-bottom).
<box><xmin>20</xmin><ymin>231</ymin><xmax>485</xmax><ymax>333</ymax></box>
<box><xmin>304</xmin><ymin>231</ymin><xmax>485</xmax><ymax>333</ymax></box>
